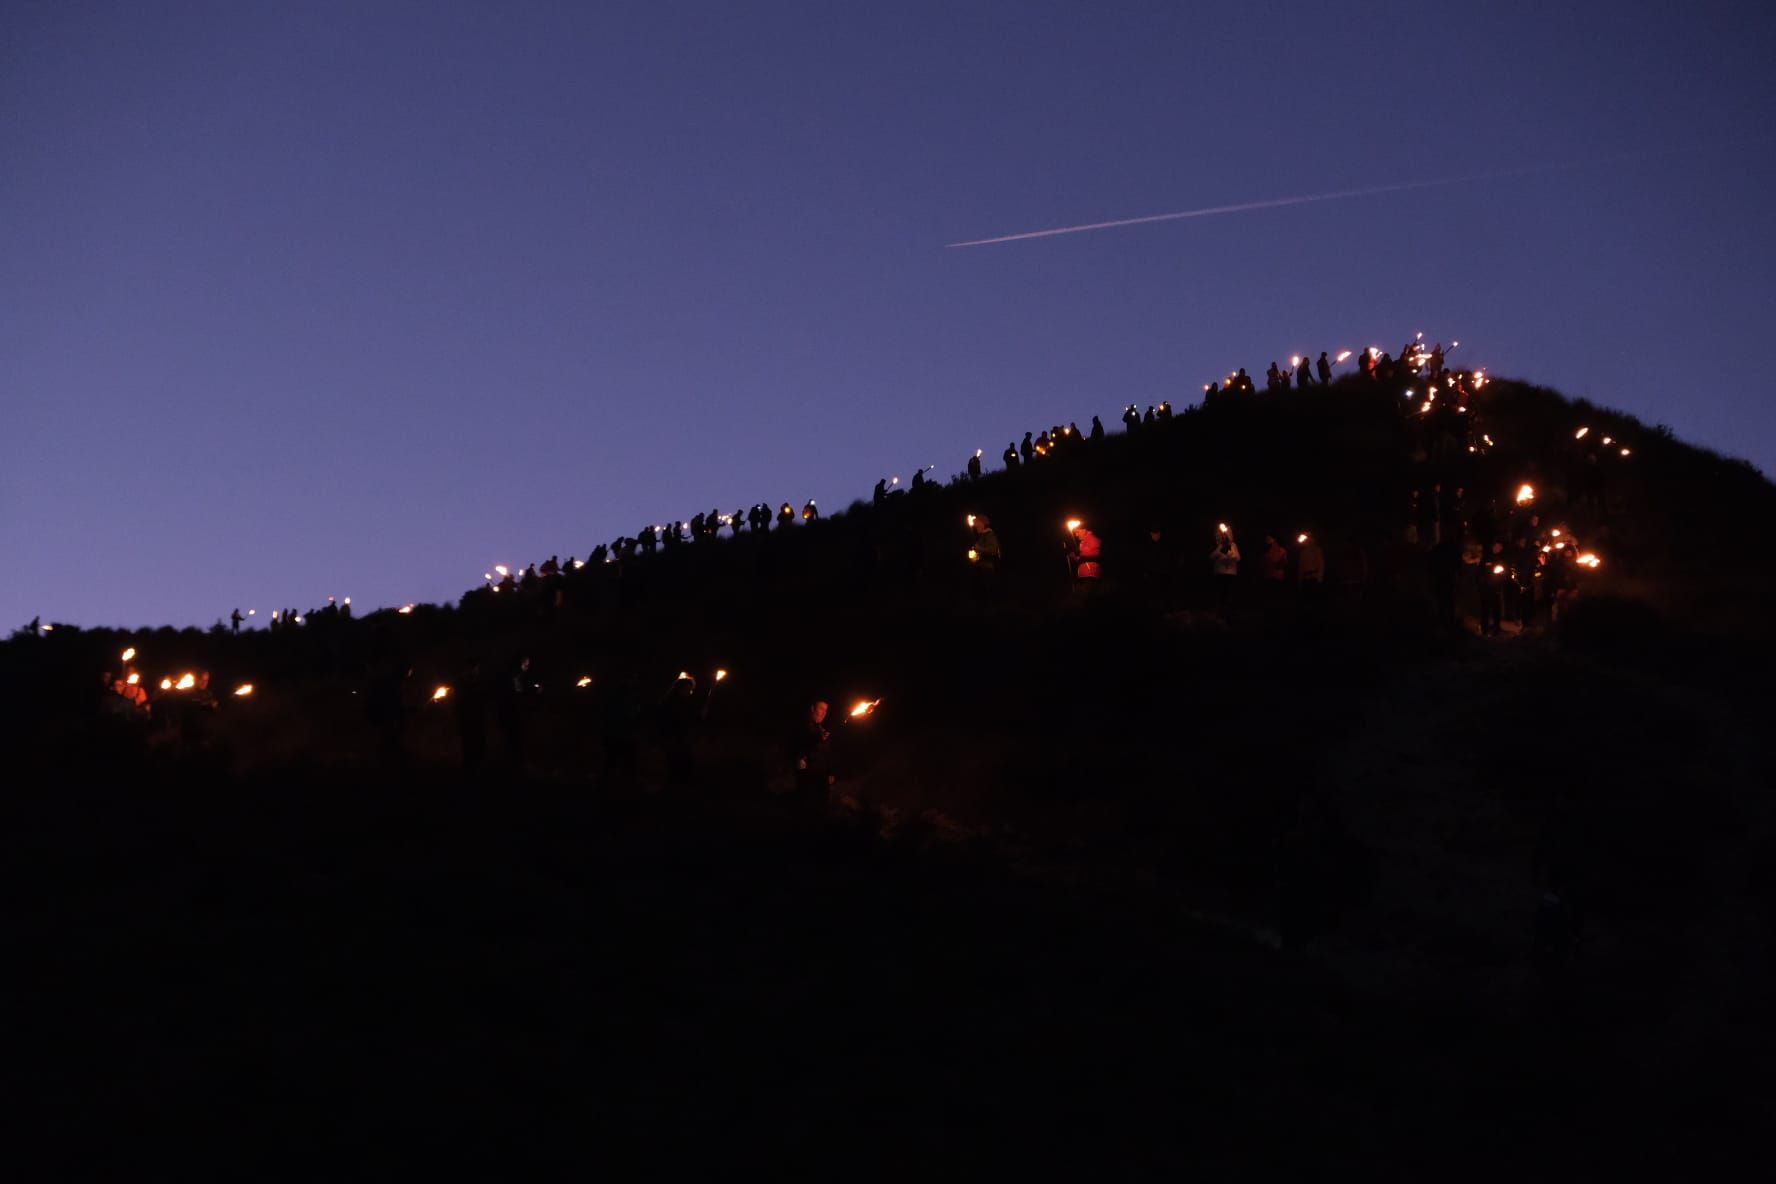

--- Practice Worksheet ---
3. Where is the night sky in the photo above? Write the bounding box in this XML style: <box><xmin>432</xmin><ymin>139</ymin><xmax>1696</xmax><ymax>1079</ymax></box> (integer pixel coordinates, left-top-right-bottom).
<box><xmin>6</xmin><ymin>1</ymin><xmax>1773</xmax><ymax>628</ymax></box>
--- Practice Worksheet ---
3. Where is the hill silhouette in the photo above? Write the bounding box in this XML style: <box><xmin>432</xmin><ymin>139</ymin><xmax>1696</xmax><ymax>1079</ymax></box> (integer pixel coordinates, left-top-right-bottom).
<box><xmin>8</xmin><ymin>370</ymin><xmax>1776</xmax><ymax>1170</ymax></box>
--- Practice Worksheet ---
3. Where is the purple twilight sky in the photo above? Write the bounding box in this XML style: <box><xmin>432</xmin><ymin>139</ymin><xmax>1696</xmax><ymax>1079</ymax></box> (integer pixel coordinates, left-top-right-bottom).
<box><xmin>4</xmin><ymin>0</ymin><xmax>1773</xmax><ymax>628</ymax></box>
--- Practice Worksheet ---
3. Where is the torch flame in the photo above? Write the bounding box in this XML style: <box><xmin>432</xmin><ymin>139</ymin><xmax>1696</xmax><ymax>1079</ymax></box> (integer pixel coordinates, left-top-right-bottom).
<box><xmin>1217</xmin><ymin>522</ymin><xmax>1230</xmax><ymax>534</ymax></box>
<box><xmin>676</xmin><ymin>671</ymin><xmax>692</xmax><ymax>682</ymax></box>
<box><xmin>967</xmin><ymin>548</ymin><xmax>979</xmax><ymax>562</ymax></box>
<box><xmin>1335</xmin><ymin>350</ymin><xmax>1352</xmax><ymax>363</ymax></box>
<box><xmin>1601</xmin><ymin>436</ymin><xmax>1613</xmax><ymax>446</ymax></box>
<box><xmin>1065</xmin><ymin>518</ymin><xmax>1083</xmax><ymax>533</ymax></box>
<box><xmin>397</xmin><ymin>604</ymin><xmax>415</xmax><ymax>614</ymax></box>
<box><xmin>849</xmin><ymin>699</ymin><xmax>880</xmax><ymax>719</ymax></box>
<box><xmin>1576</xmin><ymin>552</ymin><xmax>1601</xmax><ymax>569</ymax></box>
<box><xmin>1296</xmin><ymin>533</ymin><xmax>1309</xmax><ymax>544</ymax></box>
<box><xmin>1492</xmin><ymin>564</ymin><xmax>1506</xmax><ymax>575</ymax></box>
<box><xmin>714</xmin><ymin>669</ymin><xmax>728</xmax><ymax>682</ymax></box>
<box><xmin>126</xmin><ymin>672</ymin><xmax>140</xmax><ymax>685</ymax></box>
<box><xmin>175</xmin><ymin>673</ymin><xmax>196</xmax><ymax>691</ymax></box>
<box><xmin>1290</xmin><ymin>355</ymin><xmax>1301</xmax><ymax>368</ymax></box>
<box><xmin>1620</xmin><ymin>448</ymin><xmax>1631</xmax><ymax>457</ymax></box>
<box><xmin>121</xmin><ymin>647</ymin><xmax>136</xmax><ymax>663</ymax></box>
<box><xmin>494</xmin><ymin>565</ymin><xmax>509</xmax><ymax>577</ymax></box>
<box><xmin>576</xmin><ymin>676</ymin><xmax>593</xmax><ymax>688</ymax></box>
<box><xmin>1575</xmin><ymin>426</ymin><xmax>1589</xmax><ymax>440</ymax></box>
<box><xmin>233</xmin><ymin>684</ymin><xmax>254</xmax><ymax>697</ymax></box>
<box><xmin>159</xmin><ymin>678</ymin><xmax>173</xmax><ymax>690</ymax></box>
<box><xmin>965</xmin><ymin>514</ymin><xmax>976</xmax><ymax>528</ymax></box>
<box><xmin>432</xmin><ymin>685</ymin><xmax>450</xmax><ymax>701</ymax></box>
<box><xmin>1515</xmin><ymin>484</ymin><xmax>1536</xmax><ymax>505</ymax></box>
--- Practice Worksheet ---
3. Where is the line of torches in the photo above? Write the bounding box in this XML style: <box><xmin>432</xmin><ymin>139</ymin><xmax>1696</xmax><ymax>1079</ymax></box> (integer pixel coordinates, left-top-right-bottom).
<box><xmin>110</xmin><ymin>646</ymin><xmax>255</xmax><ymax>699</ymax></box>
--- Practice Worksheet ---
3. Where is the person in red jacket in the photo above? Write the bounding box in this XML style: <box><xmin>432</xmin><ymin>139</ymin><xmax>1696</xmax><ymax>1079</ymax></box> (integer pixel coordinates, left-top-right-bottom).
<box><xmin>1066</xmin><ymin>519</ymin><xmax>1102</xmax><ymax>582</ymax></box>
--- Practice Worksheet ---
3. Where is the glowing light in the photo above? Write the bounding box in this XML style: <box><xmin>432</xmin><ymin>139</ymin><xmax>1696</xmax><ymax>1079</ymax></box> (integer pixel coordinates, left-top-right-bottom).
<box><xmin>1575</xmin><ymin>426</ymin><xmax>1589</xmax><ymax>440</ymax></box>
<box><xmin>1296</xmin><ymin>533</ymin><xmax>1309</xmax><ymax>544</ymax></box>
<box><xmin>126</xmin><ymin>672</ymin><xmax>140</xmax><ymax>686</ymax></box>
<box><xmin>397</xmin><ymin>604</ymin><xmax>415</xmax><ymax>614</ymax></box>
<box><xmin>576</xmin><ymin>676</ymin><xmax>593</xmax><ymax>688</ymax></box>
<box><xmin>121</xmin><ymin>647</ymin><xmax>136</xmax><ymax>663</ymax></box>
<box><xmin>1065</xmin><ymin>518</ymin><xmax>1083</xmax><ymax>533</ymax></box>
<box><xmin>233</xmin><ymin>684</ymin><xmax>254</xmax><ymax>697</ymax></box>
<box><xmin>848</xmin><ymin>699</ymin><xmax>881</xmax><ymax>719</ymax></box>
<box><xmin>1551</xmin><ymin>529</ymin><xmax>1562</xmax><ymax>538</ymax></box>
<box><xmin>965</xmin><ymin>514</ymin><xmax>977</xmax><ymax>528</ymax></box>
<box><xmin>975</xmin><ymin>448</ymin><xmax>983</xmax><ymax>458</ymax></box>
<box><xmin>1515</xmin><ymin>484</ymin><xmax>1536</xmax><ymax>505</ymax></box>
<box><xmin>967</xmin><ymin>548</ymin><xmax>980</xmax><ymax>562</ymax></box>
<box><xmin>1492</xmin><ymin>564</ymin><xmax>1506</xmax><ymax>575</ymax></box>
<box><xmin>494</xmin><ymin>565</ymin><xmax>509</xmax><ymax>577</ymax></box>
<box><xmin>175</xmin><ymin>673</ymin><xmax>196</xmax><ymax>691</ymax></box>
<box><xmin>1576</xmin><ymin>553</ymin><xmax>1601</xmax><ymax>569</ymax></box>
<box><xmin>1217</xmin><ymin>522</ymin><xmax>1230</xmax><ymax>534</ymax></box>
<box><xmin>714</xmin><ymin>669</ymin><xmax>729</xmax><ymax>682</ymax></box>
<box><xmin>159</xmin><ymin>678</ymin><xmax>173</xmax><ymax>691</ymax></box>
<box><xmin>1601</xmin><ymin>436</ymin><xmax>1613</xmax><ymax>446</ymax></box>
<box><xmin>1290</xmin><ymin>355</ymin><xmax>1302</xmax><ymax>368</ymax></box>
<box><xmin>1335</xmin><ymin>350</ymin><xmax>1352</xmax><ymax>363</ymax></box>
<box><xmin>1620</xmin><ymin>448</ymin><xmax>1631</xmax><ymax>457</ymax></box>
<box><xmin>676</xmin><ymin>670</ymin><xmax>692</xmax><ymax>682</ymax></box>
<box><xmin>432</xmin><ymin>685</ymin><xmax>451</xmax><ymax>701</ymax></box>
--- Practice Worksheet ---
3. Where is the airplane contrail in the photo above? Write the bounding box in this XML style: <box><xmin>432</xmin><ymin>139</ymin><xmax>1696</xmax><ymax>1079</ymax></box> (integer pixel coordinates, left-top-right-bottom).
<box><xmin>943</xmin><ymin>153</ymin><xmax>1666</xmax><ymax>248</ymax></box>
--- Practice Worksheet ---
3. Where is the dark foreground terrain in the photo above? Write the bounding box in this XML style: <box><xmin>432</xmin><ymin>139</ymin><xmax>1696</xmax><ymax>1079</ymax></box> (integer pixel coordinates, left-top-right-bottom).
<box><xmin>16</xmin><ymin>628</ymin><xmax>1776</xmax><ymax>1176</ymax></box>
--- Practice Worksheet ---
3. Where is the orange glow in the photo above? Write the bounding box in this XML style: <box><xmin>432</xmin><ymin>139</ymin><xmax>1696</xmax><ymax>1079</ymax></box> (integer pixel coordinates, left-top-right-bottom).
<box><xmin>1620</xmin><ymin>448</ymin><xmax>1631</xmax><ymax>457</ymax></box>
<box><xmin>1575</xmin><ymin>426</ymin><xmax>1589</xmax><ymax>440</ymax></box>
<box><xmin>159</xmin><ymin>678</ymin><xmax>173</xmax><ymax>691</ymax></box>
<box><xmin>714</xmin><ymin>669</ymin><xmax>729</xmax><ymax>682</ymax></box>
<box><xmin>175</xmin><ymin>673</ymin><xmax>196</xmax><ymax>691</ymax></box>
<box><xmin>397</xmin><ymin>604</ymin><xmax>415</xmax><ymax>614</ymax></box>
<box><xmin>126</xmin><ymin>672</ymin><xmax>140</xmax><ymax>686</ymax></box>
<box><xmin>576</xmin><ymin>676</ymin><xmax>593</xmax><ymax>688</ymax></box>
<box><xmin>432</xmin><ymin>685</ymin><xmax>450</xmax><ymax>701</ymax></box>
<box><xmin>1335</xmin><ymin>350</ymin><xmax>1352</xmax><ymax>363</ymax></box>
<box><xmin>1296</xmin><ymin>533</ymin><xmax>1309</xmax><ymax>544</ymax></box>
<box><xmin>967</xmin><ymin>548</ymin><xmax>979</xmax><ymax>562</ymax></box>
<box><xmin>1217</xmin><ymin>522</ymin><xmax>1230</xmax><ymax>534</ymax></box>
<box><xmin>849</xmin><ymin>699</ymin><xmax>881</xmax><ymax>719</ymax></box>
<box><xmin>965</xmin><ymin>514</ymin><xmax>976</xmax><ymax>528</ymax></box>
<box><xmin>1601</xmin><ymin>436</ymin><xmax>1613</xmax><ymax>446</ymax></box>
<box><xmin>1576</xmin><ymin>553</ymin><xmax>1601</xmax><ymax>569</ymax></box>
<box><xmin>1065</xmin><ymin>518</ymin><xmax>1083</xmax><ymax>533</ymax></box>
<box><xmin>1290</xmin><ymin>355</ymin><xmax>1301</xmax><ymax>368</ymax></box>
<box><xmin>1492</xmin><ymin>564</ymin><xmax>1506</xmax><ymax>575</ymax></box>
<box><xmin>233</xmin><ymin>684</ymin><xmax>254</xmax><ymax>697</ymax></box>
<box><xmin>676</xmin><ymin>670</ymin><xmax>692</xmax><ymax>682</ymax></box>
<box><xmin>1515</xmin><ymin>484</ymin><xmax>1536</xmax><ymax>505</ymax></box>
<box><xmin>121</xmin><ymin>647</ymin><xmax>136</xmax><ymax>663</ymax></box>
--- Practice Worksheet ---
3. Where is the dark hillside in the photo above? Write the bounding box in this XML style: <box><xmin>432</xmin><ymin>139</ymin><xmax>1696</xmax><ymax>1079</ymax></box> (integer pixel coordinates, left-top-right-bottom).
<box><xmin>8</xmin><ymin>371</ymin><xmax>1776</xmax><ymax>1168</ymax></box>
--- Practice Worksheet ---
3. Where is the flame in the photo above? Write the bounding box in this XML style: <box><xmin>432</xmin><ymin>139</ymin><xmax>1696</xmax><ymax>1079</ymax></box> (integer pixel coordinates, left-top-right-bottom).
<box><xmin>1619</xmin><ymin>448</ymin><xmax>1631</xmax><ymax>457</ymax></box>
<box><xmin>121</xmin><ymin>647</ymin><xmax>136</xmax><ymax>663</ymax></box>
<box><xmin>1515</xmin><ymin>484</ymin><xmax>1536</xmax><ymax>505</ymax></box>
<box><xmin>576</xmin><ymin>676</ymin><xmax>593</xmax><ymax>688</ymax></box>
<box><xmin>1065</xmin><ymin>518</ymin><xmax>1083</xmax><ymax>532</ymax></box>
<box><xmin>965</xmin><ymin>514</ymin><xmax>976</xmax><ymax>528</ymax></box>
<box><xmin>1575</xmin><ymin>426</ymin><xmax>1589</xmax><ymax>440</ymax></box>
<box><xmin>1296</xmin><ymin>533</ymin><xmax>1309</xmax><ymax>544</ymax></box>
<box><xmin>1290</xmin><ymin>355</ymin><xmax>1301</xmax><ymax>368</ymax></box>
<box><xmin>175</xmin><ymin>673</ymin><xmax>196</xmax><ymax>691</ymax></box>
<box><xmin>1551</xmin><ymin>529</ymin><xmax>1562</xmax><ymax>537</ymax></box>
<box><xmin>1492</xmin><ymin>564</ymin><xmax>1506</xmax><ymax>575</ymax></box>
<box><xmin>397</xmin><ymin>604</ymin><xmax>415</xmax><ymax>614</ymax></box>
<box><xmin>432</xmin><ymin>685</ymin><xmax>450</xmax><ymax>701</ymax></box>
<box><xmin>1217</xmin><ymin>522</ymin><xmax>1230</xmax><ymax>534</ymax></box>
<box><xmin>126</xmin><ymin>672</ymin><xmax>140</xmax><ymax>685</ymax></box>
<box><xmin>233</xmin><ymin>684</ymin><xmax>254</xmax><ymax>697</ymax></box>
<box><xmin>1601</xmin><ymin>436</ymin><xmax>1613</xmax><ymax>446</ymax></box>
<box><xmin>714</xmin><ymin>669</ymin><xmax>728</xmax><ymax>682</ymax></box>
<box><xmin>974</xmin><ymin>448</ymin><xmax>982</xmax><ymax>458</ymax></box>
<box><xmin>849</xmin><ymin>699</ymin><xmax>880</xmax><ymax>719</ymax></box>
<box><xmin>967</xmin><ymin>548</ymin><xmax>979</xmax><ymax>562</ymax></box>
<box><xmin>1576</xmin><ymin>553</ymin><xmax>1601</xmax><ymax>569</ymax></box>
<box><xmin>1335</xmin><ymin>350</ymin><xmax>1352</xmax><ymax>363</ymax></box>
<box><xmin>247</xmin><ymin>609</ymin><xmax>255</xmax><ymax>616</ymax></box>
<box><xmin>159</xmin><ymin>678</ymin><xmax>173</xmax><ymax>690</ymax></box>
